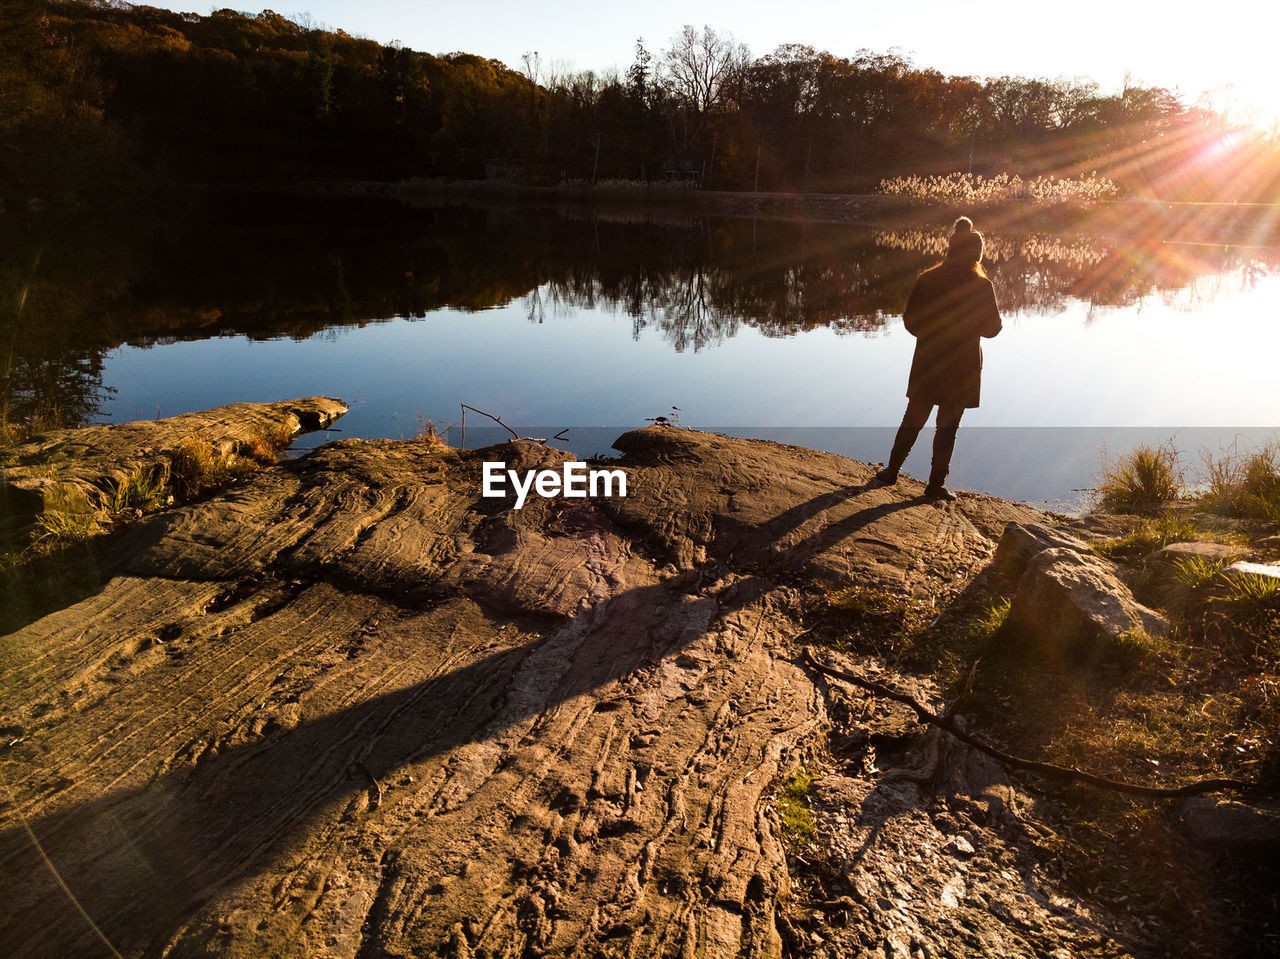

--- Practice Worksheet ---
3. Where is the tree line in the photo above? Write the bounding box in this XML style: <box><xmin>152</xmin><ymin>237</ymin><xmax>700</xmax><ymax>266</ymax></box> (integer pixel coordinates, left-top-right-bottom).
<box><xmin>3</xmin><ymin>1</ymin><xmax>1278</xmax><ymax>201</ymax></box>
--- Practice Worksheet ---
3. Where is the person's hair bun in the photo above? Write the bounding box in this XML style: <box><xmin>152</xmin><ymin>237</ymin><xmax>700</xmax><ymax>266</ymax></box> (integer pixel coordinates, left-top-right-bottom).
<box><xmin>946</xmin><ymin>216</ymin><xmax>983</xmax><ymax>263</ymax></box>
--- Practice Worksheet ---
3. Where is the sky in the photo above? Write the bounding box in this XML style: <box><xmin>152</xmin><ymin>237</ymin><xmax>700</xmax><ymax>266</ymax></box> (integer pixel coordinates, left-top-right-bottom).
<box><xmin>150</xmin><ymin>0</ymin><xmax>1280</xmax><ymax>126</ymax></box>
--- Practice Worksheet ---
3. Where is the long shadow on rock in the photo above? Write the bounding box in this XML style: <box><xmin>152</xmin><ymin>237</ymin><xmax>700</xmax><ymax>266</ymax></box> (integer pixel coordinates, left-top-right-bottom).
<box><xmin>715</xmin><ymin>487</ymin><xmax>920</xmax><ymax>580</ymax></box>
<box><xmin>0</xmin><ymin>571</ymin><xmax>773</xmax><ymax>958</ymax></box>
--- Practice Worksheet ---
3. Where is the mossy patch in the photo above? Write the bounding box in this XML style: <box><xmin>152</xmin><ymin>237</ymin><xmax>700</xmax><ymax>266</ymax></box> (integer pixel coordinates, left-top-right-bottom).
<box><xmin>776</xmin><ymin>766</ymin><xmax>816</xmax><ymax>848</ymax></box>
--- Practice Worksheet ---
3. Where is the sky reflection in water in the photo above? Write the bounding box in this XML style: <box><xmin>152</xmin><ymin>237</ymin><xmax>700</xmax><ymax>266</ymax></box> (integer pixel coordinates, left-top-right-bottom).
<box><xmin>77</xmin><ymin>208</ymin><xmax>1280</xmax><ymax>513</ymax></box>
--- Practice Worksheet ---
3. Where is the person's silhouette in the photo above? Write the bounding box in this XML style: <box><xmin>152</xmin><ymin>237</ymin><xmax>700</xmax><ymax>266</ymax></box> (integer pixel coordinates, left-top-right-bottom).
<box><xmin>875</xmin><ymin>217</ymin><xmax>1002</xmax><ymax>500</ymax></box>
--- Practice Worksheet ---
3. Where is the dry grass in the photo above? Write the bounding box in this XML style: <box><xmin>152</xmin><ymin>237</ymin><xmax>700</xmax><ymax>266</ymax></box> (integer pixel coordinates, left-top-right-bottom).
<box><xmin>109</xmin><ymin>464</ymin><xmax>169</xmax><ymax>514</ymax></box>
<box><xmin>168</xmin><ymin>439</ymin><xmax>259</xmax><ymax>501</ymax></box>
<box><xmin>238</xmin><ymin>421</ymin><xmax>295</xmax><ymax>464</ymax></box>
<box><xmin>14</xmin><ymin>423</ymin><xmax>295</xmax><ymax>556</ymax></box>
<box><xmin>960</xmin><ymin>592</ymin><xmax>1280</xmax><ymax>953</ymax></box>
<box><xmin>1095</xmin><ymin>444</ymin><xmax>1182</xmax><ymax>514</ymax></box>
<box><xmin>1208</xmin><ymin>569</ymin><xmax>1280</xmax><ymax>653</ymax></box>
<box><xmin>876</xmin><ymin>171</ymin><xmax>1118</xmax><ymax>204</ymax></box>
<box><xmin>1201</xmin><ymin>442</ymin><xmax>1280</xmax><ymax>523</ymax></box>
<box><xmin>415</xmin><ymin>413</ymin><xmax>450</xmax><ymax>446</ymax></box>
<box><xmin>31</xmin><ymin>510</ymin><xmax>100</xmax><ymax>545</ymax></box>
<box><xmin>1092</xmin><ymin>512</ymin><xmax>1203</xmax><ymax>557</ymax></box>
<box><xmin>801</xmin><ymin>549</ymin><xmax>1279</xmax><ymax>948</ymax></box>
<box><xmin>2</xmin><ymin>422</ymin><xmax>300</xmax><ymax>636</ymax></box>
<box><xmin>802</xmin><ymin>582</ymin><xmax>939</xmax><ymax>667</ymax></box>
<box><xmin>0</xmin><ymin>422</ymin><xmax>23</xmax><ymax>447</ymax></box>
<box><xmin>0</xmin><ymin>404</ymin><xmax>67</xmax><ymax>448</ymax></box>
<box><xmin>168</xmin><ymin>424</ymin><xmax>295</xmax><ymax>501</ymax></box>
<box><xmin>943</xmin><ymin>523</ymin><xmax>1280</xmax><ymax>954</ymax></box>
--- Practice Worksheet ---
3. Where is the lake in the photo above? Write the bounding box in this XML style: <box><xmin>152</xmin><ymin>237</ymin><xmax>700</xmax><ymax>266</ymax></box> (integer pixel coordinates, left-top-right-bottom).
<box><xmin>5</xmin><ymin>194</ymin><xmax>1278</xmax><ymax>513</ymax></box>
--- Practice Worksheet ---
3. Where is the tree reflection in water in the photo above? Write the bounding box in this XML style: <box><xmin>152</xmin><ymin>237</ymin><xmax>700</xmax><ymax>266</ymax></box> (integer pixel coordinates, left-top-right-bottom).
<box><xmin>2</xmin><ymin>194</ymin><xmax>1274</xmax><ymax>441</ymax></box>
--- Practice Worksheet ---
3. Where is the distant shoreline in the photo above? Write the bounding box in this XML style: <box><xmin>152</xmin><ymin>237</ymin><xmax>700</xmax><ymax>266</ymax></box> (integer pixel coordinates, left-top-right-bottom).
<box><xmin>327</xmin><ymin>178</ymin><xmax>1280</xmax><ymax>242</ymax></box>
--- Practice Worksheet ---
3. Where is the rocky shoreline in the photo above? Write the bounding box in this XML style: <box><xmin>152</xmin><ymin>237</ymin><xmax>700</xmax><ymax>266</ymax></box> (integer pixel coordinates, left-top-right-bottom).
<box><xmin>1</xmin><ymin>400</ymin><xmax>1276</xmax><ymax>957</ymax></box>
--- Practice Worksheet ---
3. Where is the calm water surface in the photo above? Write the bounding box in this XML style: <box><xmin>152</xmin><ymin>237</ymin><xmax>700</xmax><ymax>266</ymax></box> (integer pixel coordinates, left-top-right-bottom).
<box><xmin>8</xmin><ymin>197</ymin><xmax>1279</xmax><ymax>512</ymax></box>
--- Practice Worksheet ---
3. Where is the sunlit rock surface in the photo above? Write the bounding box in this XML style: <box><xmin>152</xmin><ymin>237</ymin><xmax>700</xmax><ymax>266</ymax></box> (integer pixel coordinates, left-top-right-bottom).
<box><xmin>1</xmin><ymin>425</ymin><xmax>1145</xmax><ymax>958</ymax></box>
<box><xmin>0</xmin><ymin>397</ymin><xmax>348</xmax><ymax>541</ymax></box>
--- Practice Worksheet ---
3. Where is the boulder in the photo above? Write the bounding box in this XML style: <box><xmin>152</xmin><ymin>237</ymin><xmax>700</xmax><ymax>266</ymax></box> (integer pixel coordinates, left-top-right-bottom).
<box><xmin>995</xmin><ymin>521</ymin><xmax>1169</xmax><ymax>660</ymax></box>
<box><xmin>1005</xmin><ymin>546</ymin><xmax>1168</xmax><ymax>660</ymax></box>
<box><xmin>993</xmin><ymin>522</ymin><xmax>1092</xmax><ymax>581</ymax></box>
<box><xmin>1180</xmin><ymin>798</ymin><xmax>1280</xmax><ymax>857</ymax></box>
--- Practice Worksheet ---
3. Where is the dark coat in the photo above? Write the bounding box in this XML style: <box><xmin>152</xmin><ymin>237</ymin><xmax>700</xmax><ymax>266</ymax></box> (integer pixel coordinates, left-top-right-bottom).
<box><xmin>903</xmin><ymin>260</ymin><xmax>1002</xmax><ymax>408</ymax></box>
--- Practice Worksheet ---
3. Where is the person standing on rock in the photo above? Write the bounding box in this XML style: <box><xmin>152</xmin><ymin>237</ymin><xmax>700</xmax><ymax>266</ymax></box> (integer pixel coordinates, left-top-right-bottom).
<box><xmin>875</xmin><ymin>216</ymin><xmax>1002</xmax><ymax>501</ymax></box>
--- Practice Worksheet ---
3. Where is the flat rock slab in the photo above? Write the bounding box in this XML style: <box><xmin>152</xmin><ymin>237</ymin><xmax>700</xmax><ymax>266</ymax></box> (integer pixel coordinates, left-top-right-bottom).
<box><xmin>1180</xmin><ymin>798</ymin><xmax>1280</xmax><ymax>857</ymax></box>
<box><xmin>1</xmin><ymin>425</ymin><xmax>1116</xmax><ymax>958</ymax></box>
<box><xmin>0</xmin><ymin>397</ymin><xmax>348</xmax><ymax>540</ymax></box>
<box><xmin>1151</xmin><ymin>541</ymin><xmax>1248</xmax><ymax>565</ymax></box>
<box><xmin>1225</xmin><ymin>561</ymin><xmax>1280</xmax><ymax>581</ymax></box>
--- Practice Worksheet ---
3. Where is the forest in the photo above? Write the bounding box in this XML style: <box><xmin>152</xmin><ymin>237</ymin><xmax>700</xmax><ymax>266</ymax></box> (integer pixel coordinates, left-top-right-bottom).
<box><xmin>4</xmin><ymin>0</ymin><xmax>1280</xmax><ymax>202</ymax></box>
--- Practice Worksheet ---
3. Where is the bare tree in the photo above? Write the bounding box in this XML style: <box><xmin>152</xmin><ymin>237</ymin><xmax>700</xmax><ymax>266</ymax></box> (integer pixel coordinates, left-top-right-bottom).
<box><xmin>659</xmin><ymin>25</ymin><xmax>749</xmax><ymax>153</ymax></box>
<box><xmin>519</xmin><ymin>50</ymin><xmax>541</xmax><ymax>86</ymax></box>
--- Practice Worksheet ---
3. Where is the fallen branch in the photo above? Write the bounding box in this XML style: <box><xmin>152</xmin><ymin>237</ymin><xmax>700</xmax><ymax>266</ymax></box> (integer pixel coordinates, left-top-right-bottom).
<box><xmin>802</xmin><ymin>648</ymin><xmax>1260</xmax><ymax>799</ymax></box>
<box><xmin>460</xmin><ymin>404</ymin><xmax>569</xmax><ymax>448</ymax></box>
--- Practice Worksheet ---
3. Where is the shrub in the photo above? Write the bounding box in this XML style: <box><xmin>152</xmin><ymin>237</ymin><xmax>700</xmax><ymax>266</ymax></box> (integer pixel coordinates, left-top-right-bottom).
<box><xmin>415</xmin><ymin>413</ymin><xmax>449</xmax><ymax>446</ymax></box>
<box><xmin>1095</xmin><ymin>444</ymin><xmax>1182</xmax><ymax>513</ymax></box>
<box><xmin>1213</xmin><ymin>569</ymin><xmax>1280</xmax><ymax>619</ymax></box>
<box><xmin>168</xmin><ymin>439</ymin><xmax>215</xmax><ymax>500</ymax></box>
<box><xmin>1201</xmin><ymin>443</ymin><xmax>1280</xmax><ymax>522</ymax></box>
<box><xmin>1189</xmin><ymin>569</ymin><xmax>1280</xmax><ymax>661</ymax></box>
<box><xmin>236</xmin><ymin>436</ymin><xmax>278</xmax><ymax>466</ymax></box>
<box><xmin>1171</xmin><ymin>555</ymin><xmax>1228</xmax><ymax>592</ymax></box>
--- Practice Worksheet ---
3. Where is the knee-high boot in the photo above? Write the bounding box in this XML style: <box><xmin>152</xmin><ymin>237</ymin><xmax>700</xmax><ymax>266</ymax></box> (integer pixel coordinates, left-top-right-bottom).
<box><xmin>926</xmin><ymin>424</ymin><xmax>959</xmax><ymax>499</ymax></box>
<box><xmin>876</xmin><ymin>423</ymin><xmax>921</xmax><ymax>483</ymax></box>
